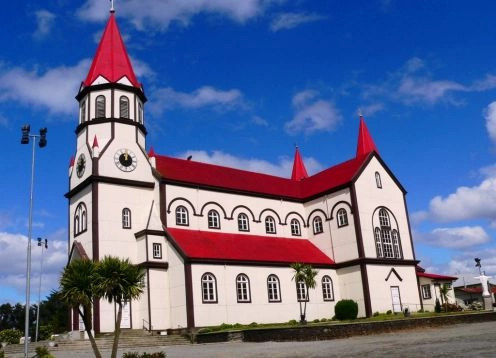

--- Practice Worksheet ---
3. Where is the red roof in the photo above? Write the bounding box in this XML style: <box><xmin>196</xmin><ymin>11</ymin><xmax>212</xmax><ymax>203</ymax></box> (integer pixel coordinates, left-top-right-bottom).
<box><xmin>83</xmin><ymin>12</ymin><xmax>141</xmax><ymax>88</ymax></box>
<box><xmin>456</xmin><ymin>286</ymin><xmax>496</xmax><ymax>294</ymax></box>
<box><xmin>356</xmin><ymin>116</ymin><xmax>378</xmax><ymax>157</ymax></box>
<box><xmin>417</xmin><ymin>272</ymin><xmax>458</xmax><ymax>281</ymax></box>
<box><xmin>166</xmin><ymin>228</ymin><xmax>334</xmax><ymax>265</ymax></box>
<box><xmin>155</xmin><ymin>153</ymin><xmax>369</xmax><ymax>200</ymax></box>
<box><xmin>291</xmin><ymin>147</ymin><xmax>308</xmax><ymax>181</ymax></box>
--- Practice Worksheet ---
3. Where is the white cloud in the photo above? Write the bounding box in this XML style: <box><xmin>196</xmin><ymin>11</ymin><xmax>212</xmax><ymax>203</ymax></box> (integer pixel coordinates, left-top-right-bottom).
<box><xmin>270</xmin><ymin>12</ymin><xmax>325</xmax><ymax>32</ymax></box>
<box><xmin>78</xmin><ymin>0</ymin><xmax>281</xmax><ymax>31</ymax></box>
<box><xmin>178</xmin><ymin>149</ymin><xmax>323</xmax><ymax>178</ymax></box>
<box><xmin>33</xmin><ymin>10</ymin><xmax>56</xmax><ymax>39</ymax></box>
<box><xmin>285</xmin><ymin>90</ymin><xmax>342</xmax><ymax>135</ymax></box>
<box><xmin>150</xmin><ymin>86</ymin><xmax>244</xmax><ymax>113</ymax></box>
<box><xmin>419</xmin><ymin>226</ymin><xmax>491</xmax><ymax>249</ymax></box>
<box><xmin>0</xmin><ymin>60</ymin><xmax>91</xmax><ymax>115</ymax></box>
<box><xmin>484</xmin><ymin>101</ymin><xmax>496</xmax><ymax>143</ymax></box>
<box><xmin>359</xmin><ymin>103</ymin><xmax>384</xmax><ymax>117</ymax></box>
<box><xmin>396</xmin><ymin>77</ymin><xmax>465</xmax><ymax>105</ymax></box>
<box><xmin>251</xmin><ymin>115</ymin><xmax>269</xmax><ymax>126</ymax></box>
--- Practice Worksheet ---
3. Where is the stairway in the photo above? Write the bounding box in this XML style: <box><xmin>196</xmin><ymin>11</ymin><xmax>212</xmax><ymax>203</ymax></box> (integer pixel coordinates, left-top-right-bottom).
<box><xmin>1</xmin><ymin>329</ymin><xmax>191</xmax><ymax>355</ymax></box>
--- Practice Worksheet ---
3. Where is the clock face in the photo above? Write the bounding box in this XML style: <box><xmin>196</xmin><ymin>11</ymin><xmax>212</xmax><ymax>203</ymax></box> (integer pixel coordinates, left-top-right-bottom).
<box><xmin>114</xmin><ymin>149</ymin><xmax>137</xmax><ymax>172</ymax></box>
<box><xmin>76</xmin><ymin>154</ymin><xmax>86</xmax><ymax>178</ymax></box>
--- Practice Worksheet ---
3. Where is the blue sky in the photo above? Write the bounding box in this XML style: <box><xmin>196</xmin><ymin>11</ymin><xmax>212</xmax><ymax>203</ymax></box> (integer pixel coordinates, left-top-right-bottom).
<box><xmin>1</xmin><ymin>0</ymin><xmax>496</xmax><ymax>304</ymax></box>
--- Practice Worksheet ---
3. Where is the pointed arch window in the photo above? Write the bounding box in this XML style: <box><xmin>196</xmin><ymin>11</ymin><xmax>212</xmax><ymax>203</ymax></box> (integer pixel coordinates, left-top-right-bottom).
<box><xmin>138</xmin><ymin>102</ymin><xmax>143</xmax><ymax>124</ymax></box>
<box><xmin>296</xmin><ymin>280</ymin><xmax>308</xmax><ymax>302</ymax></box>
<box><xmin>236</xmin><ymin>274</ymin><xmax>251</xmax><ymax>303</ymax></box>
<box><xmin>201</xmin><ymin>273</ymin><xmax>217</xmax><ymax>303</ymax></box>
<box><xmin>374</xmin><ymin>208</ymin><xmax>402</xmax><ymax>259</ymax></box>
<box><xmin>120</xmin><ymin>96</ymin><xmax>129</xmax><ymax>119</ymax></box>
<box><xmin>313</xmin><ymin>216</ymin><xmax>323</xmax><ymax>234</ymax></box>
<box><xmin>337</xmin><ymin>208</ymin><xmax>348</xmax><ymax>227</ymax></box>
<box><xmin>237</xmin><ymin>213</ymin><xmax>249</xmax><ymax>232</ymax></box>
<box><xmin>207</xmin><ymin>210</ymin><xmax>220</xmax><ymax>229</ymax></box>
<box><xmin>95</xmin><ymin>95</ymin><xmax>106</xmax><ymax>118</ymax></box>
<box><xmin>267</xmin><ymin>275</ymin><xmax>281</xmax><ymax>302</ymax></box>
<box><xmin>175</xmin><ymin>206</ymin><xmax>189</xmax><ymax>226</ymax></box>
<box><xmin>265</xmin><ymin>216</ymin><xmax>276</xmax><ymax>234</ymax></box>
<box><xmin>122</xmin><ymin>208</ymin><xmax>131</xmax><ymax>229</ymax></box>
<box><xmin>80</xmin><ymin>100</ymin><xmax>86</xmax><ymax>123</ymax></box>
<box><xmin>375</xmin><ymin>172</ymin><xmax>382</xmax><ymax>188</ymax></box>
<box><xmin>74</xmin><ymin>202</ymin><xmax>87</xmax><ymax>237</ymax></box>
<box><xmin>322</xmin><ymin>276</ymin><xmax>334</xmax><ymax>301</ymax></box>
<box><xmin>290</xmin><ymin>219</ymin><xmax>301</xmax><ymax>236</ymax></box>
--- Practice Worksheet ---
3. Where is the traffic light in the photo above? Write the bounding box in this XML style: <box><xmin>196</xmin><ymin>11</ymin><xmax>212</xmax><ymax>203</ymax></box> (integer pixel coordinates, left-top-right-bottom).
<box><xmin>39</xmin><ymin>128</ymin><xmax>47</xmax><ymax>148</ymax></box>
<box><xmin>21</xmin><ymin>125</ymin><xmax>30</xmax><ymax>144</ymax></box>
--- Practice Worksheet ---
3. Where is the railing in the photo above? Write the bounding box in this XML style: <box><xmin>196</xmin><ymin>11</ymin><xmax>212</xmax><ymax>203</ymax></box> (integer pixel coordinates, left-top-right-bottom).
<box><xmin>142</xmin><ymin>319</ymin><xmax>153</xmax><ymax>334</ymax></box>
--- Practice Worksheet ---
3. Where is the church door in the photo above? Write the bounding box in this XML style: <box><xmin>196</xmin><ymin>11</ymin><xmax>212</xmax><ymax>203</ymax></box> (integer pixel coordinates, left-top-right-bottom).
<box><xmin>390</xmin><ymin>286</ymin><xmax>402</xmax><ymax>313</ymax></box>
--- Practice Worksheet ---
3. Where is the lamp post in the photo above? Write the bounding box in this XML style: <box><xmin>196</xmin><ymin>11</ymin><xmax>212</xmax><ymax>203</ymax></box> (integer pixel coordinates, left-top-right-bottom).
<box><xmin>35</xmin><ymin>238</ymin><xmax>48</xmax><ymax>343</ymax></box>
<box><xmin>21</xmin><ymin>125</ymin><xmax>47</xmax><ymax>358</ymax></box>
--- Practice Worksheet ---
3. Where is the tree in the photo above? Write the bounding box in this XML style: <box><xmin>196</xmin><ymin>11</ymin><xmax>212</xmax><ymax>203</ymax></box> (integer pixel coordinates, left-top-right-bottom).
<box><xmin>92</xmin><ymin>256</ymin><xmax>145</xmax><ymax>358</ymax></box>
<box><xmin>439</xmin><ymin>284</ymin><xmax>450</xmax><ymax>312</ymax></box>
<box><xmin>59</xmin><ymin>258</ymin><xmax>102</xmax><ymax>358</ymax></box>
<box><xmin>290</xmin><ymin>263</ymin><xmax>319</xmax><ymax>324</ymax></box>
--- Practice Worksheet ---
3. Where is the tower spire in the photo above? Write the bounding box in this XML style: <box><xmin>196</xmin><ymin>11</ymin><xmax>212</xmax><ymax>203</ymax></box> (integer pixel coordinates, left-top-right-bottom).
<box><xmin>356</xmin><ymin>114</ymin><xmax>378</xmax><ymax>157</ymax></box>
<box><xmin>110</xmin><ymin>0</ymin><xmax>115</xmax><ymax>13</ymax></box>
<box><xmin>291</xmin><ymin>145</ymin><xmax>308</xmax><ymax>181</ymax></box>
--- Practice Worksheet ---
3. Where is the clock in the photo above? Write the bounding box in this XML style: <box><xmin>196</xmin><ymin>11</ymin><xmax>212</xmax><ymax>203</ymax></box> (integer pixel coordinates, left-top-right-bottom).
<box><xmin>114</xmin><ymin>148</ymin><xmax>137</xmax><ymax>172</ymax></box>
<box><xmin>76</xmin><ymin>154</ymin><xmax>86</xmax><ymax>178</ymax></box>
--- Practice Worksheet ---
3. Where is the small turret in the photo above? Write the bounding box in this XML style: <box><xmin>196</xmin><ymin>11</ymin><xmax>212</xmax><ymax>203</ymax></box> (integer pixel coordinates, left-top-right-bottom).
<box><xmin>356</xmin><ymin>115</ymin><xmax>378</xmax><ymax>157</ymax></box>
<box><xmin>291</xmin><ymin>146</ymin><xmax>308</xmax><ymax>181</ymax></box>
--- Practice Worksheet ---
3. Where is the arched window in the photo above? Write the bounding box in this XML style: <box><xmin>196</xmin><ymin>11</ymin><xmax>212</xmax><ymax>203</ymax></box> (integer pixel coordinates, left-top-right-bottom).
<box><xmin>237</xmin><ymin>213</ymin><xmax>249</xmax><ymax>231</ymax></box>
<box><xmin>374</xmin><ymin>208</ymin><xmax>402</xmax><ymax>259</ymax></box>
<box><xmin>176</xmin><ymin>206</ymin><xmax>189</xmax><ymax>226</ymax></box>
<box><xmin>375</xmin><ymin>172</ymin><xmax>382</xmax><ymax>188</ymax></box>
<box><xmin>201</xmin><ymin>273</ymin><xmax>217</xmax><ymax>303</ymax></box>
<box><xmin>290</xmin><ymin>219</ymin><xmax>301</xmax><ymax>236</ymax></box>
<box><xmin>267</xmin><ymin>275</ymin><xmax>281</xmax><ymax>302</ymax></box>
<box><xmin>138</xmin><ymin>102</ymin><xmax>143</xmax><ymax>124</ymax></box>
<box><xmin>236</xmin><ymin>274</ymin><xmax>251</xmax><ymax>303</ymax></box>
<box><xmin>337</xmin><ymin>208</ymin><xmax>348</xmax><ymax>227</ymax></box>
<box><xmin>122</xmin><ymin>208</ymin><xmax>131</xmax><ymax>229</ymax></box>
<box><xmin>74</xmin><ymin>202</ymin><xmax>87</xmax><ymax>236</ymax></box>
<box><xmin>265</xmin><ymin>216</ymin><xmax>276</xmax><ymax>234</ymax></box>
<box><xmin>80</xmin><ymin>100</ymin><xmax>86</xmax><ymax>123</ymax></box>
<box><xmin>296</xmin><ymin>280</ymin><xmax>308</xmax><ymax>302</ymax></box>
<box><xmin>120</xmin><ymin>96</ymin><xmax>129</xmax><ymax>118</ymax></box>
<box><xmin>207</xmin><ymin>209</ymin><xmax>220</xmax><ymax>229</ymax></box>
<box><xmin>322</xmin><ymin>276</ymin><xmax>334</xmax><ymax>301</ymax></box>
<box><xmin>313</xmin><ymin>216</ymin><xmax>323</xmax><ymax>234</ymax></box>
<box><xmin>95</xmin><ymin>95</ymin><xmax>106</xmax><ymax>118</ymax></box>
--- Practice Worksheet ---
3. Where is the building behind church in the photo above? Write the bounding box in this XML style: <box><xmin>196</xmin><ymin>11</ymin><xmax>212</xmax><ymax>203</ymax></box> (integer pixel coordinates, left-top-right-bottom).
<box><xmin>66</xmin><ymin>9</ymin><xmax>457</xmax><ymax>334</ymax></box>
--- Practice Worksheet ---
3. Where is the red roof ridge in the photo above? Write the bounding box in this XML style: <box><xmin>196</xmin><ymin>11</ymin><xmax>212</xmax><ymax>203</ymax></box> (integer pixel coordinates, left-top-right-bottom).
<box><xmin>291</xmin><ymin>146</ymin><xmax>308</xmax><ymax>181</ymax></box>
<box><xmin>83</xmin><ymin>12</ymin><xmax>141</xmax><ymax>89</ymax></box>
<box><xmin>356</xmin><ymin>115</ymin><xmax>379</xmax><ymax>157</ymax></box>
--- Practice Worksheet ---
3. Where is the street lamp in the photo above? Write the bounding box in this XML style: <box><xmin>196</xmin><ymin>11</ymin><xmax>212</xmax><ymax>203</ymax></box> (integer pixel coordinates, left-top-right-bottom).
<box><xmin>35</xmin><ymin>238</ymin><xmax>48</xmax><ymax>343</ymax></box>
<box><xmin>21</xmin><ymin>125</ymin><xmax>47</xmax><ymax>358</ymax></box>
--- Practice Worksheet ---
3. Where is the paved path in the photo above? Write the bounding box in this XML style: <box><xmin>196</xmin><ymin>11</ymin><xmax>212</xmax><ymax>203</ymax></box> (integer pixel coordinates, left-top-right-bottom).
<box><xmin>12</xmin><ymin>321</ymin><xmax>496</xmax><ymax>357</ymax></box>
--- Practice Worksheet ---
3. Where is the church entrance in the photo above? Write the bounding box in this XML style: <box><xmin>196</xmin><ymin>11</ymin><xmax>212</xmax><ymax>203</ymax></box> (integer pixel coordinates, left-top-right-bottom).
<box><xmin>390</xmin><ymin>286</ymin><xmax>402</xmax><ymax>312</ymax></box>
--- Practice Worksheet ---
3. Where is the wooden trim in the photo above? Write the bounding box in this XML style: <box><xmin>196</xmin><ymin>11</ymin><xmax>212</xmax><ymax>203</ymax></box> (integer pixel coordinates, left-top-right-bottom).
<box><xmin>138</xmin><ymin>261</ymin><xmax>169</xmax><ymax>270</ymax></box>
<box><xmin>65</xmin><ymin>175</ymin><xmax>154</xmax><ymax>198</ymax></box>
<box><xmin>185</xmin><ymin>264</ymin><xmax>195</xmax><ymax>328</ymax></box>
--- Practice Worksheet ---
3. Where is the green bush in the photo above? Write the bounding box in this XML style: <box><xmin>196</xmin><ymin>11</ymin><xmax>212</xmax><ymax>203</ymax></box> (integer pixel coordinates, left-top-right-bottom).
<box><xmin>320</xmin><ymin>318</ymin><xmax>328</xmax><ymax>322</ymax></box>
<box><xmin>288</xmin><ymin>319</ymin><xmax>298</xmax><ymax>325</ymax></box>
<box><xmin>0</xmin><ymin>350</ymin><xmax>5</xmax><ymax>358</ymax></box>
<box><xmin>122</xmin><ymin>352</ymin><xmax>166</xmax><ymax>358</ymax></box>
<box><xmin>386</xmin><ymin>310</ymin><xmax>392</xmax><ymax>315</ymax></box>
<box><xmin>39</xmin><ymin>325</ymin><xmax>54</xmax><ymax>341</ymax></box>
<box><xmin>334</xmin><ymin>299</ymin><xmax>358</xmax><ymax>320</ymax></box>
<box><xmin>0</xmin><ymin>329</ymin><xmax>23</xmax><ymax>345</ymax></box>
<box><xmin>122</xmin><ymin>352</ymin><xmax>140</xmax><ymax>358</ymax></box>
<box><xmin>35</xmin><ymin>346</ymin><xmax>55</xmax><ymax>358</ymax></box>
<box><xmin>373</xmin><ymin>312</ymin><xmax>380</xmax><ymax>317</ymax></box>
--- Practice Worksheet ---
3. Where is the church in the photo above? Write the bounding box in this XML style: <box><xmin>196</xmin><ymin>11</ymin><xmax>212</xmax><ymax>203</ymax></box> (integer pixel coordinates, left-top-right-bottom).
<box><xmin>66</xmin><ymin>9</ymin><xmax>456</xmax><ymax>334</ymax></box>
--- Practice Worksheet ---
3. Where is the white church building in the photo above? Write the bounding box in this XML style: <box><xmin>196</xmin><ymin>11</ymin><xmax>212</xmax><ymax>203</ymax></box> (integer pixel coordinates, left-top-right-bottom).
<box><xmin>66</xmin><ymin>9</ymin><xmax>456</xmax><ymax>334</ymax></box>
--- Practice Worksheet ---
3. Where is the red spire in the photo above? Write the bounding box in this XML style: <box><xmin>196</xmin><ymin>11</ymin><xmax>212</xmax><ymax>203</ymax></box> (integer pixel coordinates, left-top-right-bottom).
<box><xmin>148</xmin><ymin>147</ymin><xmax>156</xmax><ymax>158</ymax></box>
<box><xmin>83</xmin><ymin>12</ymin><xmax>141</xmax><ymax>88</ymax></box>
<box><xmin>291</xmin><ymin>146</ymin><xmax>308</xmax><ymax>181</ymax></box>
<box><xmin>92</xmin><ymin>135</ymin><xmax>99</xmax><ymax>148</ymax></box>
<box><xmin>356</xmin><ymin>115</ymin><xmax>378</xmax><ymax>157</ymax></box>
<box><xmin>69</xmin><ymin>155</ymin><xmax>75</xmax><ymax>168</ymax></box>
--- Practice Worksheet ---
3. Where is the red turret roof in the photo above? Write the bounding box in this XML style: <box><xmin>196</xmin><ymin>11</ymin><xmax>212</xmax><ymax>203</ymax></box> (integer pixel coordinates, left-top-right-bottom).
<box><xmin>83</xmin><ymin>12</ymin><xmax>140</xmax><ymax>88</ymax></box>
<box><xmin>92</xmin><ymin>135</ymin><xmax>99</xmax><ymax>148</ymax></box>
<box><xmin>356</xmin><ymin>115</ymin><xmax>378</xmax><ymax>157</ymax></box>
<box><xmin>291</xmin><ymin>146</ymin><xmax>308</xmax><ymax>181</ymax></box>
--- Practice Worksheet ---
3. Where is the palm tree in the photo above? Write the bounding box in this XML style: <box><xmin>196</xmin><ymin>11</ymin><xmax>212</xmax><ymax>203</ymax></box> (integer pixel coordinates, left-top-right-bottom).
<box><xmin>93</xmin><ymin>256</ymin><xmax>145</xmax><ymax>358</ymax></box>
<box><xmin>291</xmin><ymin>263</ymin><xmax>319</xmax><ymax>324</ymax></box>
<box><xmin>59</xmin><ymin>259</ymin><xmax>102</xmax><ymax>358</ymax></box>
<box><xmin>439</xmin><ymin>283</ymin><xmax>450</xmax><ymax>312</ymax></box>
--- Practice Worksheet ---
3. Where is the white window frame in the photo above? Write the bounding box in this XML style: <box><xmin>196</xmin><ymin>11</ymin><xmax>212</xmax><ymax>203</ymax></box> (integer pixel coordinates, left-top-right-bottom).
<box><xmin>265</xmin><ymin>216</ymin><xmax>276</xmax><ymax>234</ymax></box>
<box><xmin>238</xmin><ymin>213</ymin><xmax>249</xmax><ymax>231</ymax></box>
<box><xmin>267</xmin><ymin>275</ymin><xmax>281</xmax><ymax>302</ymax></box>
<box><xmin>201</xmin><ymin>273</ymin><xmax>217</xmax><ymax>303</ymax></box>
<box><xmin>152</xmin><ymin>243</ymin><xmax>162</xmax><ymax>259</ymax></box>
<box><xmin>207</xmin><ymin>210</ymin><xmax>220</xmax><ymax>229</ymax></box>
<box><xmin>313</xmin><ymin>216</ymin><xmax>323</xmax><ymax>234</ymax></box>
<box><xmin>236</xmin><ymin>274</ymin><xmax>251</xmax><ymax>303</ymax></box>
<box><xmin>122</xmin><ymin>208</ymin><xmax>131</xmax><ymax>229</ymax></box>
<box><xmin>290</xmin><ymin>219</ymin><xmax>301</xmax><ymax>236</ymax></box>
<box><xmin>176</xmin><ymin>206</ymin><xmax>189</xmax><ymax>226</ymax></box>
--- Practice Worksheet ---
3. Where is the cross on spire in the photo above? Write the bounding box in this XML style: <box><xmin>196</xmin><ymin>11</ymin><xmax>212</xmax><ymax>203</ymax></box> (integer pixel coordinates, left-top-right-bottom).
<box><xmin>110</xmin><ymin>0</ymin><xmax>115</xmax><ymax>13</ymax></box>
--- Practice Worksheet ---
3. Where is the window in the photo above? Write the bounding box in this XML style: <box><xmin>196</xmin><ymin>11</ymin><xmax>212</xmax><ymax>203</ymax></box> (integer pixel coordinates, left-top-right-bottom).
<box><xmin>120</xmin><ymin>96</ymin><xmax>129</xmax><ymax>118</ymax></box>
<box><xmin>267</xmin><ymin>275</ymin><xmax>281</xmax><ymax>302</ymax></box>
<box><xmin>152</xmin><ymin>243</ymin><xmax>162</xmax><ymax>259</ymax></box>
<box><xmin>313</xmin><ymin>216</ymin><xmax>323</xmax><ymax>234</ymax></box>
<box><xmin>375</xmin><ymin>172</ymin><xmax>382</xmax><ymax>188</ymax></box>
<box><xmin>74</xmin><ymin>202</ymin><xmax>87</xmax><ymax>236</ymax></box>
<box><xmin>207</xmin><ymin>210</ymin><xmax>220</xmax><ymax>229</ymax></box>
<box><xmin>421</xmin><ymin>284</ymin><xmax>432</xmax><ymax>299</ymax></box>
<box><xmin>201</xmin><ymin>273</ymin><xmax>217</xmax><ymax>303</ymax></box>
<box><xmin>236</xmin><ymin>274</ymin><xmax>251</xmax><ymax>303</ymax></box>
<box><xmin>175</xmin><ymin>206</ymin><xmax>189</xmax><ymax>226</ymax></box>
<box><xmin>337</xmin><ymin>208</ymin><xmax>348</xmax><ymax>227</ymax></box>
<box><xmin>138</xmin><ymin>102</ymin><xmax>143</xmax><ymax>124</ymax></box>
<box><xmin>322</xmin><ymin>276</ymin><xmax>334</xmax><ymax>301</ymax></box>
<box><xmin>265</xmin><ymin>216</ymin><xmax>276</xmax><ymax>234</ymax></box>
<box><xmin>96</xmin><ymin>95</ymin><xmax>106</xmax><ymax>118</ymax></box>
<box><xmin>374</xmin><ymin>208</ymin><xmax>402</xmax><ymax>259</ymax></box>
<box><xmin>296</xmin><ymin>281</ymin><xmax>308</xmax><ymax>302</ymax></box>
<box><xmin>237</xmin><ymin>213</ymin><xmax>249</xmax><ymax>231</ymax></box>
<box><xmin>290</xmin><ymin>219</ymin><xmax>301</xmax><ymax>236</ymax></box>
<box><xmin>122</xmin><ymin>208</ymin><xmax>131</xmax><ymax>229</ymax></box>
<box><xmin>80</xmin><ymin>100</ymin><xmax>86</xmax><ymax>123</ymax></box>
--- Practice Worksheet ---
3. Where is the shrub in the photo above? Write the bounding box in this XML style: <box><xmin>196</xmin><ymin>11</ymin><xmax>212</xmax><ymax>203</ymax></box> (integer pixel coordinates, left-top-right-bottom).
<box><xmin>35</xmin><ymin>346</ymin><xmax>55</xmax><ymax>358</ymax></box>
<box><xmin>313</xmin><ymin>319</ymin><xmax>320</xmax><ymax>323</ymax></box>
<box><xmin>373</xmin><ymin>312</ymin><xmax>380</xmax><ymax>317</ymax></box>
<box><xmin>122</xmin><ymin>352</ymin><xmax>140</xmax><ymax>358</ymax></box>
<box><xmin>320</xmin><ymin>318</ymin><xmax>328</xmax><ymax>322</ymax></box>
<box><xmin>386</xmin><ymin>310</ymin><xmax>392</xmax><ymax>315</ymax></box>
<box><xmin>123</xmin><ymin>352</ymin><xmax>166</xmax><ymax>358</ymax></box>
<box><xmin>248</xmin><ymin>322</ymin><xmax>258</xmax><ymax>327</ymax></box>
<box><xmin>0</xmin><ymin>329</ymin><xmax>23</xmax><ymax>345</ymax></box>
<box><xmin>39</xmin><ymin>325</ymin><xmax>54</xmax><ymax>341</ymax></box>
<box><xmin>288</xmin><ymin>319</ymin><xmax>298</xmax><ymax>325</ymax></box>
<box><xmin>334</xmin><ymin>299</ymin><xmax>358</xmax><ymax>320</ymax></box>
<box><xmin>0</xmin><ymin>350</ymin><xmax>5</xmax><ymax>358</ymax></box>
